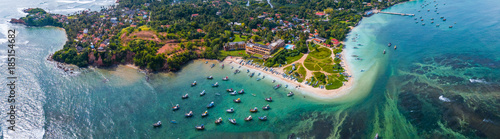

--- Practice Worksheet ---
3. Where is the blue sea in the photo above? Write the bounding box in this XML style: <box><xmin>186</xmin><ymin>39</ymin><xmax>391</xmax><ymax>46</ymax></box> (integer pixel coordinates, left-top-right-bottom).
<box><xmin>1</xmin><ymin>0</ymin><xmax>499</xmax><ymax>138</ymax></box>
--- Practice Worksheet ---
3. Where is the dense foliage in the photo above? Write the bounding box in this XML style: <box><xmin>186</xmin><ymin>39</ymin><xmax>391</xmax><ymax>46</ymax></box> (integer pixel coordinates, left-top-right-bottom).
<box><xmin>19</xmin><ymin>0</ymin><xmax>408</xmax><ymax>71</ymax></box>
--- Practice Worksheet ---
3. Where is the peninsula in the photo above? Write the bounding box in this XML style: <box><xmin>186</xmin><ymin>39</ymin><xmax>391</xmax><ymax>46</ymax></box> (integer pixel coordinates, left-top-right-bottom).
<box><xmin>12</xmin><ymin>0</ymin><xmax>408</xmax><ymax>91</ymax></box>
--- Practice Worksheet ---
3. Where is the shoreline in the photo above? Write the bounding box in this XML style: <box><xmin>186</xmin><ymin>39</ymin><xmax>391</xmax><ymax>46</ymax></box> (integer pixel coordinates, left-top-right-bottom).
<box><xmin>222</xmin><ymin>56</ymin><xmax>355</xmax><ymax>100</ymax></box>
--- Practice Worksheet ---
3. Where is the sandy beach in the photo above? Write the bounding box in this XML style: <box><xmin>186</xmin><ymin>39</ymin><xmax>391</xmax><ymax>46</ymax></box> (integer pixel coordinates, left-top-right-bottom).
<box><xmin>222</xmin><ymin>54</ymin><xmax>355</xmax><ymax>99</ymax></box>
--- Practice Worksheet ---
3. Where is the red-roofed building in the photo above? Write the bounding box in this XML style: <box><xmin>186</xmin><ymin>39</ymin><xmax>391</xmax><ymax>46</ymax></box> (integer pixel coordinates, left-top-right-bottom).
<box><xmin>315</xmin><ymin>12</ymin><xmax>326</xmax><ymax>16</ymax></box>
<box><xmin>252</xmin><ymin>29</ymin><xmax>259</xmax><ymax>32</ymax></box>
<box><xmin>331</xmin><ymin>38</ymin><xmax>340</xmax><ymax>45</ymax></box>
<box><xmin>191</xmin><ymin>14</ymin><xmax>199</xmax><ymax>17</ymax></box>
<box><xmin>197</xmin><ymin>29</ymin><xmax>203</xmax><ymax>33</ymax></box>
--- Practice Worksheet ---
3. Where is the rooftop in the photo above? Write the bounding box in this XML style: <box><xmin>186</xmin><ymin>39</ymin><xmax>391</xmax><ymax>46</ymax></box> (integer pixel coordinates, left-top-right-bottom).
<box><xmin>246</xmin><ymin>43</ymin><xmax>269</xmax><ymax>49</ymax></box>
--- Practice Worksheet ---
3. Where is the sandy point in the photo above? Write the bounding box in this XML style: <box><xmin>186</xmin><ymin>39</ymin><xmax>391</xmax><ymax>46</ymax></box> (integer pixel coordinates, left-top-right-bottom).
<box><xmin>221</xmin><ymin>55</ymin><xmax>355</xmax><ymax>101</ymax></box>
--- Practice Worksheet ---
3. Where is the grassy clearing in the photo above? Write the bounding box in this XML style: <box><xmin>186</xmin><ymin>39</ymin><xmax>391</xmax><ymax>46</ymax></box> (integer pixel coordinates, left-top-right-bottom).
<box><xmin>285</xmin><ymin>53</ymin><xmax>303</xmax><ymax>64</ymax></box>
<box><xmin>138</xmin><ymin>25</ymin><xmax>152</xmax><ymax>31</ymax></box>
<box><xmin>233</xmin><ymin>35</ymin><xmax>248</xmax><ymax>42</ymax></box>
<box><xmin>325</xmin><ymin>74</ymin><xmax>347</xmax><ymax>90</ymax></box>
<box><xmin>284</xmin><ymin>63</ymin><xmax>306</xmax><ymax>82</ymax></box>
<box><xmin>309</xmin><ymin>47</ymin><xmax>332</xmax><ymax>59</ymax></box>
<box><xmin>219</xmin><ymin>50</ymin><xmax>249</xmax><ymax>58</ymax></box>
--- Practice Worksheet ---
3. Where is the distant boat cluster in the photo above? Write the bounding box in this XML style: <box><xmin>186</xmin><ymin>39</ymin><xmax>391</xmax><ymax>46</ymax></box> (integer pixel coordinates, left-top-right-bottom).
<box><xmin>414</xmin><ymin>0</ymin><xmax>455</xmax><ymax>28</ymax></box>
<box><xmin>153</xmin><ymin>61</ymin><xmax>295</xmax><ymax>130</ymax></box>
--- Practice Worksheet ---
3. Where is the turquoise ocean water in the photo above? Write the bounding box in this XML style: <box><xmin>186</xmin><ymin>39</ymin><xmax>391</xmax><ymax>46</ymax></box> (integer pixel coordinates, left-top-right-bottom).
<box><xmin>1</xmin><ymin>0</ymin><xmax>500</xmax><ymax>138</ymax></box>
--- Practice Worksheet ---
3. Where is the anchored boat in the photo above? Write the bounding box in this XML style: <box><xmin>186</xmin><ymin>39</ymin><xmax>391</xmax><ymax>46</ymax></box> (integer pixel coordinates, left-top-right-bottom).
<box><xmin>226</xmin><ymin>107</ymin><xmax>234</xmax><ymax>113</ymax></box>
<box><xmin>153</xmin><ymin>121</ymin><xmax>162</xmax><ymax>127</ymax></box>
<box><xmin>207</xmin><ymin>102</ymin><xmax>215</xmax><ymax>108</ymax></box>
<box><xmin>215</xmin><ymin>117</ymin><xmax>223</xmax><ymax>124</ymax></box>
<box><xmin>244</xmin><ymin>115</ymin><xmax>253</xmax><ymax>121</ymax></box>
<box><xmin>265</xmin><ymin>97</ymin><xmax>273</xmax><ymax>102</ymax></box>
<box><xmin>172</xmin><ymin>104</ymin><xmax>180</xmax><ymax>111</ymax></box>
<box><xmin>195</xmin><ymin>124</ymin><xmax>205</xmax><ymax>130</ymax></box>
<box><xmin>258</xmin><ymin>116</ymin><xmax>267</xmax><ymax>121</ymax></box>
<box><xmin>250</xmin><ymin>107</ymin><xmax>258</xmax><ymax>113</ymax></box>
<box><xmin>182</xmin><ymin>93</ymin><xmax>189</xmax><ymax>99</ymax></box>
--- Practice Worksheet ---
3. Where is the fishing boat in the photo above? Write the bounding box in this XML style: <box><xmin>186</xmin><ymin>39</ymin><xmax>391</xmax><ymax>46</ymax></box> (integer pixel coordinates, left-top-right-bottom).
<box><xmin>287</xmin><ymin>92</ymin><xmax>294</xmax><ymax>97</ymax></box>
<box><xmin>388</xmin><ymin>43</ymin><xmax>392</xmax><ymax>47</ymax></box>
<box><xmin>436</xmin><ymin>24</ymin><xmax>440</xmax><ymax>27</ymax></box>
<box><xmin>226</xmin><ymin>108</ymin><xmax>234</xmax><ymax>113</ymax></box>
<box><xmin>244</xmin><ymin>115</ymin><xmax>253</xmax><ymax>121</ymax></box>
<box><xmin>375</xmin><ymin>133</ymin><xmax>379</xmax><ymax>139</ymax></box>
<box><xmin>258</xmin><ymin>116</ymin><xmax>267</xmax><ymax>121</ymax></box>
<box><xmin>172</xmin><ymin>104</ymin><xmax>180</xmax><ymax>111</ymax></box>
<box><xmin>185</xmin><ymin>111</ymin><xmax>193</xmax><ymax>117</ymax></box>
<box><xmin>257</xmin><ymin>73</ymin><xmax>261</xmax><ymax>76</ymax></box>
<box><xmin>353</xmin><ymin>47</ymin><xmax>358</xmax><ymax>49</ymax></box>
<box><xmin>247</xmin><ymin>69</ymin><xmax>250</xmax><ymax>73</ymax></box>
<box><xmin>352</xmin><ymin>55</ymin><xmax>359</xmax><ymax>57</ymax></box>
<box><xmin>221</xmin><ymin>64</ymin><xmax>224</xmax><ymax>69</ymax></box>
<box><xmin>210</xmin><ymin>64</ymin><xmax>215</xmax><ymax>68</ymax></box>
<box><xmin>265</xmin><ymin>97</ymin><xmax>273</xmax><ymax>102</ymax></box>
<box><xmin>195</xmin><ymin>124</ymin><xmax>205</xmax><ymax>130</ymax></box>
<box><xmin>249</xmin><ymin>72</ymin><xmax>255</xmax><ymax>77</ymax></box>
<box><xmin>262</xmin><ymin>104</ymin><xmax>270</xmax><ymax>110</ymax></box>
<box><xmin>233</xmin><ymin>98</ymin><xmax>241</xmax><ymax>103</ymax></box>
<box><xmin>205</xmin><ymin>61</ymin><xmax>208</xmax><ymax>64</ymax></box>
<box><xmin>440</xmin><ymin>16</ymin><xmax>444</xmax><ymax>19</ymax></box>
<box><xmin>226</xmin><ymin>88</ymin><xmax>234</xmax><ymax>92</ymax></box>
<box><xmin>207</xmin><ymin>102</ymin><xmax>215</xmax><ymax>108</ymax></box>
<box><xmin>238</xmin><ymin>89</ymin><xmax>244</xmax><ymax>94</ymax></box>
<box><xmin>421</xmin><ymin>19</ymin><xmax>424</xmax><ymax>21</ymax></box>
<box><xmin>212</xmin><ymin>82</ymin><xmax>219</xmax><ymax>87</ymax></box>
<box><xmin>215</xmin><ymin>117</ymin><xmax>223</xmax><ymax>124</ymax></box>
<box><xmin>222</xmin><ymin>76</ymin><xmax>229</xmax><ymax>81</ymax></box>
<box><xmin>272</xmin><ymin>80</ymin><xmax>276</xmax><ymax>83</ymax></box>
<box><xmin>262</xmin><ymin>76</ymin><xmax>265</xmax><ymax>79</ymax></box>
<box><xmin>274</xmin><ymin>84</ymin><xmax>282</xmax><ymax>89</ymax></box>
<box><xmin>201</xmin><ymin>110</ymin><xmax>209</xmax><ymax>117</ymax></box>
<box><xmin>207</xmin><ymin>76</ymin><xmax>213</xmax><ymax>79</ymax></box>
<box><xmin>449</xmin><ymin>26</ymin><xmax>453</xmax><ymax>28</ymax></box>
<box><xmin>229</xmin><ymin>91</ymin><xmax>237</xmax><ymax>95</ymax></box>
<box><xmin>250</xmin><ymin>107</ymin><xmax>258</xmax><ymax>113</ymax></box>
<box><xmin>228</xmin><ymin>118</ymin><xmax>237</xmax><ymax>124</ymax></box>
<box><xmin>383</xmin><ymin>50</ymin><xmax>386</xmax><ymax>54</ymax></box>
<box><xmin>191</xmin><ymin>81</ymin><xmax>197</xmax><ymax>86</ymax></box>
<box><xmin>153</xmin><ymin>121</ymin><xmax>162</xmax><ymax>127</ymax></box>
<box><xmin>394</xmin><ymin>45</ymin><xmax>397</xmax><ymax>50</ymax></box>
<box><xmin>422</xmin><ymin>23</ymin><xmax>425</xmax><ymax>25</ymax></box>
<box><xmin>285</xmin><ymin>84</ymin><xmax>288</xmax><ymax>88</ymax></box>
<box><xmin>431</xmin><ymin>21</ymin><xmax>434</xmax><ymax>24</ymax></box>
<box><xmin>234</xmin><ymin>69</ymin><xmax>239</xmax><ymax>74</ymax></box>
<box><xmin>182</xmin><ymin>93</ymin><xmax>189</xmax><ymax>99</ymax></box>
<box><xmin>256</xmin><ymin>78</ymin><xmax>261</xmax><ymax>81</ymax></box>
<box><xmin>200</xmin><ymin>90</ymin><xmax>206</xmax><ymax>96</ymax></box>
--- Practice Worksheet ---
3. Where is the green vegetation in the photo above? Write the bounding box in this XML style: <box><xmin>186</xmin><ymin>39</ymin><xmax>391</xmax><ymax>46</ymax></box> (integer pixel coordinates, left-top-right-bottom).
<box><xmin>128</xmin><ymin>40</ymin><xmax>166</xmax><ymax>70</ymax></box>
<box><xmin>264</xmin><ymin>49</ymin><xmax>302</xmax><ymax>67</ymax></box>
<box><xmin>218</xmin><ymin>50</ymin><xmax>249</xmax><ymax>58</ymax></box>
<box><xmin>309</xmin><ymin>47</ymin><xmax>332</xmax><ymax>59</ymax></box>
<box><xmin>325</xmin><ymin>74</ymin><xmax>348</xmax><ymax>90</ymax></box>
<box><xmin>16</xmin><ymin>0</ymin><xmax>407</xmax><ymax>72</ymax></box>
<box><xmin>233</xmin><ymin>35</ymin><xmax>248</xmax><ymax>42</ymax></box>
<box><xmin>20</xmin><ymin>8</ymin><xmax>62</xmax><ymax>27</ymax></box>
<box><xmin>284</xmin><ymin>63</ymin><xmax>306</xmax><ymax>82</ymax></box>
<box><xmin>285</xmin><ymin>53</ymin><xmax>303</xmax><ymax>64</ymax></box>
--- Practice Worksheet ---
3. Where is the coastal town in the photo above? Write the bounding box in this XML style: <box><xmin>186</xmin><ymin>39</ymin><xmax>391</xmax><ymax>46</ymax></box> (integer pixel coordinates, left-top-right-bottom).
<box><xmin>11</xmin><ymin>0</ymin><xmax>406</xmax><ymax>91</ymax></box>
